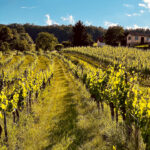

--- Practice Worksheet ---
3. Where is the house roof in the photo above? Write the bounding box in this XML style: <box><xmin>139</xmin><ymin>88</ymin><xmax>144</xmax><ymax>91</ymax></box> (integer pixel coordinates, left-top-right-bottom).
<box><xmin>127</xmin><ymin>32</ymin><xmax>150</xmax><ymax>37</ymax></box>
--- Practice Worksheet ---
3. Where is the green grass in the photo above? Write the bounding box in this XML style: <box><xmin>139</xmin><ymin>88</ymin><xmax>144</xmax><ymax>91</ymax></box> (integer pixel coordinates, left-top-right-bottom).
<box><xmin>136</xmin><ymin>45</ymin><xmax>149</xmax><ymax>48</ymax></box>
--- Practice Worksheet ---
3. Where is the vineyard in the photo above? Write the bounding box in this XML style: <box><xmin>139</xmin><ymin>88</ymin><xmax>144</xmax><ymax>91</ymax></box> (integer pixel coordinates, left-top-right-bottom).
<box><xmin>0</xmin><ymin>46</ymin><xmax>150</xmax><ymax>150</ymax></box>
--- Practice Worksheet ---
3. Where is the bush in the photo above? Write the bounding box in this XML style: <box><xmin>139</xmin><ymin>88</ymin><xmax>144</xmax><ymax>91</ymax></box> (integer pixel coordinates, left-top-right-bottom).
<box><xmin>105</xmin><ymin>26</ymin><xmax>124</xmax><ymax>46</ymax></box>
<box><xmin>36</xmin><ymin>32</ymin><xmax>58</xmax><ymax>51</ymax></box>
<box><xmin>55</xmin><ymin>44</ymin><xmax>64</xmax><ymax>51</ymax></box>
<box><xmin>62</xmin><ymin>41</ymin><xmax>72</xmax><ymax>48</ymax></box>
<box><xmin>0</xmin><ymin>42</ymin><xmax>9</xmax><ymax>52</ymax></box>
<box><xmin>11</xmin><ymin>39</ymin><xmax>31</xmax><ymax>51</ymax></box>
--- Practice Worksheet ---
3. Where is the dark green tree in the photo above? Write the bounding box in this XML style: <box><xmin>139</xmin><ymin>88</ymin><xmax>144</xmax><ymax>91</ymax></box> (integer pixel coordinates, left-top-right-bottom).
<box><xmin>11</xmin><ymin>28</ymin><xmax>20</xmax><ymax>40</ymax></box>
<box><xmin>72</xmin><ymin>21</ymin><xmax>93</xmax><ymax>46</ymax></box>
<box><xmin>62</xmin><ymin>41</ymin><xmax>72</xmax><ymax>48</ymax></box>
<box><xmin>10</xmin><ymin>28</ymin><xmax>33</xmax><ymax>51</ymax></box>
<box><xmin>0</xmin><ymin>42</ymin><xmax>9</xmax><ymax>52</ymax></box>
<box><xmin>20</xmin><ymin>33</ymin><xmax>34</xmax><ymax>44</ymax></box>
<box><xmin>7</xmin><ymin>23</ymin><xmax>106</xmax><ymax>43</ymax></box>
<box><xmin>0</xmin><ymin>25</ymin><xmax>33</xmax><ymax>52</ymax></box>
<box><xmin>11</xmin><ymin>39</ymin><xmax>31</xmax><ymax>51</ymax></box>
<box><xmin>0</xmin><ymin>26</ymin><xmax>13</xmax><ymax>43</ymax></box>
<box><xmin>86</xmin><ymin>33</ymin><xmax>94</xmax><ymax>46</ymax></box>
<box><xmin>105</xmin><ymin>26</ymin><xmax>125</xmax><ymax>46</ymax></box>
<box><xmin>36</xmin><ymin>32</ymin><xmax>58</xmax><ymax>51</ymax></box>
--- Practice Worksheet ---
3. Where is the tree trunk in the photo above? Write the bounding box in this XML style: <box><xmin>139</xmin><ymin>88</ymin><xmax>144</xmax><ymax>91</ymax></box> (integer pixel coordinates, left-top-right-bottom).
<box><xmin>16</xmin><ymin>109</ymin><xmax>19</xmax><ymax>122</ymax></box>
<box><xmin>34</xmin><ymin>91</ymin><xmax>39</xmax><ymax>103</ymax></box>
<box><xmin>36</xmin><ymin>91</ymin><xmax>38</xmax><ymax>99</ymax></box>
<box><xmin>109</xmin><ymin>102</ymin><xmax>115</xmax><ymax>121</ymax></box>
<box><xmin>12</xmin><ymin>111</ymin><xmax>16</xmax><ymax>124</ymax></box>
<box><xmin>101</xmin><ymin>102</ymin><xmax>104</xmax><ymax>112</ymax></box>
<box><xmin>116</xmin><ymin>109</ymin><xmax>118</xmax><ymax>123</ymax></box>
<box><xmin>0</xmin><ymin>125</ymin><xmax>2</xmax><ymax>138</ymax></box>
<box><xmin>3</xmin><ymin>111</ymin><xmax>8</xmax><ymax>142</ymax></box>
<box><xmin>26</xmin><ymin>94</ymin><xmax>29</xmax><ymax>113</ymax></box>
<box><xmin>97</xmin><ymin>101</ymin><xmax>100</xmax><ymax>114</ymax></box>
<box><xmin>121</xmin><ymin>105</ymin><xmax>126</xmax><ymax>121</ymax></box>
<box><xmin>135</xmin><ymin>126</ymin><xmax>139</xmax><ymax>150</ymax></box>
<box><xmin>29</xmin><ymin>91</ymin><xmax>32</xmax><ymax>112</ymax></box>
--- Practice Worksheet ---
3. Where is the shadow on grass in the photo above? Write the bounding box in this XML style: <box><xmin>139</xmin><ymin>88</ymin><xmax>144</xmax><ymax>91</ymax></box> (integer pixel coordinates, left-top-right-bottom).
<box><xmin>44</xmin><ymin>92</ymin><xmax>92</xmax><ymax>150</ymax></box>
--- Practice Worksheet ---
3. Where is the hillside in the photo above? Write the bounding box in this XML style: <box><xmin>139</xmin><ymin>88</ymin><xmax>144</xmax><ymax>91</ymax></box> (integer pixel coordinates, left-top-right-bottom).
<box><xmin>6</xmin><ymin>24</ymin><xmax>106</xmax><ymax>43</ymax></box>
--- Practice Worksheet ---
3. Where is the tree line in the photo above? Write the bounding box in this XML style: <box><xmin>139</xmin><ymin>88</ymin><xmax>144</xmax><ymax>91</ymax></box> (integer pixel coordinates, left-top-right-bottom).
<box><xmin>7</xmin><ymin>23</ymin><xmax>105</xmax><ymax>43</ymax></box>
<box><xmin>0</xmin><ymin>21</ymin><xmax>103</xmax><ymax>52</ymax></box>
<box><xmin>0</xmin><ymin>25</ymin><xmax>33</xmax><ymax>52</ymax></box>
<box><xmin>1</xmin><ymin>21</ymin><xmax>150</xmax><ymax>52</ymax></box>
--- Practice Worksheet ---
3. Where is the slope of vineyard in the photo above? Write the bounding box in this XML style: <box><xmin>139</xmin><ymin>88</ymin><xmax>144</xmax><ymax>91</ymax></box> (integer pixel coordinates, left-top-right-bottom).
<box><xmin>63</xmin><ymin>46</ymin><xmax>150</xmax><ymax>75</ymax></box>
<box><xmin>0</xmin><ymin>51</ymin><xmax>53</xmax><ymax>149</ymax></box>
<box><xmin>1</xmin><ymin>49</ymin><xmax>150</xmax><ymax>150</ymax></box>
<box><xmin>62</xmin><ymin>49</ymin><xmax>150</xmax><ymax>88</ymax></box>
<box><xmin>59</xmin><ymin>51</ymin><xmax>149</xmax><ymax>149</ymax></box>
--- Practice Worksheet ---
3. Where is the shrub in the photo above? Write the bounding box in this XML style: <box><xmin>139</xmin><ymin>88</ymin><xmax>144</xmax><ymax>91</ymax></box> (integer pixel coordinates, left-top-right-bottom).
<box><xmin>55</xmin><ymin>44</ymin><xmax>64</xmax><ymax>51</ymax></box>
<box><xmin>0</xmin><ymin>42</ymin><xmax>9</xmax><ymax>52</ymax></box>
<box><xmin>36</xmin><ymin>32</ymin><xmax>58</xmax><ymax>51</ymax></box>
<box><xmin>11</xmin><ymin>39</ymin><xmax>31</xmax><ymax>51</ymax></box>
<box><xmin>62</xmin><ymin>41</ymin><xmax>72</xmax><ymax>48</ymax></box>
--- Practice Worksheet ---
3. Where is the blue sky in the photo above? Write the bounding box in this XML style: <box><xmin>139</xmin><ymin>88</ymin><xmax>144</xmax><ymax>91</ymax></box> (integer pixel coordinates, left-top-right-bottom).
<box><xmin>0</xmin><ymin>0</ymin><xmax>150</xmax><ymax>29</ymax></box>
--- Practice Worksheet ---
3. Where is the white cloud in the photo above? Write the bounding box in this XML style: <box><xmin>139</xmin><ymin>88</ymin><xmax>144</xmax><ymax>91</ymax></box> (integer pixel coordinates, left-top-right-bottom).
<box><xmin>123</xmin><ymin>4</ymin><xmax>133</xmax><ymax>8</ymax></box>
<box><xmin>140</xmin><ymin>10</ymin><xmax>145</xmax><ymax>13</ymax></box>
<box><xmin>126</xmin><ymin>14</ymin><xmax>132</xmax><ymax>17</ymax></box>
<box><xmin>126</xmin><ymin>24</ymin><xmax>149</xmax><ymax>29</ymax></box>
<box><xmin>126</xmin><ymin>10</ymin><xmax>144</xmax><ymax>17</ymax></box>
<box><xmin>21</xmin><ymin>6</ymin><xmax>36</xmax><ymax>9</ymax></box>
<box><xmin>139</xmin><ymin>3</ymin><xmax>147</xmax><ymax>8</ymax></box>
<box><xmin>85</xmin><ymin>21</ymin><xmax>92</xmax><ymax>26</ymax></box>
<box><xmin>61</xmin><ymin>15</ymin><xmax>75</xmax><ymax>24</ymax></box>
<box><xmin>45</xmin><ymin>14</ymin><xmax>52</xmax><ymax>25</ymax></box>
<box><xmin>104</xmin><ymin>21</ymin><xmax>118</xmax><ymax>27</ymax></box>
<box><xmin>45</xmin><ymin>14</ymin><xmax>59</xmax><ymax>26</ymax></box>
<box><xmin>132</xmin><ymin>13</ymin><xmax>141</xmax><ymax>16</ymax></box>
<box><xmin>139</xmin><ymin>0</ymin><xmax>150</xmax><ymax>9</ymax></box>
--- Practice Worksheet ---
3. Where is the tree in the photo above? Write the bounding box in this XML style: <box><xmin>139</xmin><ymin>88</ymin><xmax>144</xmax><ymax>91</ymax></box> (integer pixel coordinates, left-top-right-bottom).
<box><xmin>20</xmin><ymin>33</ymin><xmax>34</xmax><ymax>44</ymax></box>
<box><xmin>105</xmin><ymin>26</ymin><xmax>125</xmax><ymax>46</ymax></box>
<box><xmin>36</xmin><ymin>32</ymin><xmax>58</xmax><ymax>51</ymax></box>
<box><xmin>8</xmin><ymin>24</ymin><xmax>25</xmax><ymax>33</ymax></box>
<box><xmin>7</xmin><ymin>23</ymin><xmax>106</xmax><ymax>43</ymax></box>
<box><xmin>0</xmin><ymin>26</ymin><xmax>13</xmax><ymax>43</ymax></box>
<box><xmin>62</xmin><ymin>41</ymin><xmax>72</xmax><ymax>48</ymax></box>
<box><xmin>0</xmin><ymin>42</ymin><xmax>9</xmax><ymax>52</ymax></box>
<box><xmin>0</xmin><ymin>25</ymin><xmax>33</xmax><ymax>52</ymax></box>
<box><xmin>10</xmin><ymin>28</ymin><xmax>33</xmax><ymax>51</ymax></box>
<box><xmin>86</xmin><ymin>33</ymin><xmax>94</xmax><ymax>46</ymax></box>
<box><xmin>11</xmin><ymin>39</ymin><xmax>31</xmax><ymax>51</ymax></box>
<box><xmin>72</xmin><ymin>21</ymin><xmax>93</xmax><ymax>46</ymax></box>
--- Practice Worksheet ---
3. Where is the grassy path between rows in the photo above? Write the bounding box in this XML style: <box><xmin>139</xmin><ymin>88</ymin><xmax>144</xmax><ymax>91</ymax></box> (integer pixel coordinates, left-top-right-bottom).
<box><xmin>22</xmin><ymin>56</ymin><xmax>123</xmax><ymax>150</ymax></box>
<box><xmin>42</xmin><ymin>57</ymin><xmax>102</xmax><ymax>150</ymax></box>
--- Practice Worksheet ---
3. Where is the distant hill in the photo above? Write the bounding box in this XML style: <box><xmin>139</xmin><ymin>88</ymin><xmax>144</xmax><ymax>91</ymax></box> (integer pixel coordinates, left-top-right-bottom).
<box><xmin>6</xmin><ymin>24</ymin><xmax>106</xmax><ymax>43</ymax></box>
<box><xmin>4</xmin><ymin>23</ymin><xmax>150</xmax><ymax>44</ymax></box>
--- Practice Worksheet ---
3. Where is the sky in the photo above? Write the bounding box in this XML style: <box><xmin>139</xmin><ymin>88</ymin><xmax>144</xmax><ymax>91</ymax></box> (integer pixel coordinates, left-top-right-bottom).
<box><xmin>0</xmin><ymin>0</ymin><xmax>150</xmax><ymax>29</ymax></box>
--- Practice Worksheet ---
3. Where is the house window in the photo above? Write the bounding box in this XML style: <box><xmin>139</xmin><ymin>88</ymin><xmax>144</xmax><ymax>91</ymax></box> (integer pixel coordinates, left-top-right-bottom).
<box><xmin>147</xmin><ymin>37</ymin><xmax>150</xmax><ymax>41</ymax></box>
<box><xmin>135</xmin><ymin>36</ymin><xmax>138</xmax><ymax>40</ymax></box>
<box><xmin>128</xmin><ymin>36</ymin><xmax>131</xmax><ymax>40</ymax></box>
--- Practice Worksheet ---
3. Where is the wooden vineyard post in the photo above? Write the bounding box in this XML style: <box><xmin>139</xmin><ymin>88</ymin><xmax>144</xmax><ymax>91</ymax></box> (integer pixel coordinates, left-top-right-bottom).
<box><xmin>3</xmin><ymin>111</ymin><xmax>8</xmax><ymax>142</ymax></box>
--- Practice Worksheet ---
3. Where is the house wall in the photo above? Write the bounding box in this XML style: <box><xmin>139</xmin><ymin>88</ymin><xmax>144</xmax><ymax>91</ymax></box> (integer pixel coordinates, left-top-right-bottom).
<box><xmin>127</xmin><ymin>34</ymin><xmax>150</xmax><ymax>46</ymax></box>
